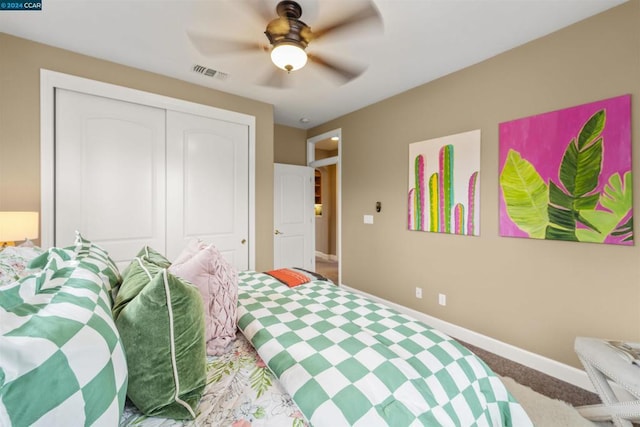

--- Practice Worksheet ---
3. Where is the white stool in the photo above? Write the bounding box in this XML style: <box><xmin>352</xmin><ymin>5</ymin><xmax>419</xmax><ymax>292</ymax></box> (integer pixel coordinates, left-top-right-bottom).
<box><xmin>574</xmin><ymin>337</ymin><xmax>640</xmax><ymax>427</ymax></box>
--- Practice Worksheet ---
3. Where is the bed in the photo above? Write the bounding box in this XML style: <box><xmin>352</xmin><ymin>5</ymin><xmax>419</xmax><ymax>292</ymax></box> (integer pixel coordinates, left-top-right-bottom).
<box><xmin>120</xmin><ymin>331</ymin><xmax>307</xmax><ymax>427</ymax></box>
<box><xmin>0</xmin><ymin>236</ymin><xmax>532</xmax><ymax>426</ymax></box>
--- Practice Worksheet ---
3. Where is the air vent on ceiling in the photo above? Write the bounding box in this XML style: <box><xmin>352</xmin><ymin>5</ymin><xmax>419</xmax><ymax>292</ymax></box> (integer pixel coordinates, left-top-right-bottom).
<box><xmin>192</xmin><ymin>64</ymin><xmax>229</xmax><ymax>81</ymax></box>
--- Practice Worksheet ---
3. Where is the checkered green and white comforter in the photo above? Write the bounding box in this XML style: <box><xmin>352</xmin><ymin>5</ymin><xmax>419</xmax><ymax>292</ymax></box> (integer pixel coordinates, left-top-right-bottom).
<box><xmin>237</xmin><ymin>272</ymin><xmax>532</xmax><ymax>427</ymax></box>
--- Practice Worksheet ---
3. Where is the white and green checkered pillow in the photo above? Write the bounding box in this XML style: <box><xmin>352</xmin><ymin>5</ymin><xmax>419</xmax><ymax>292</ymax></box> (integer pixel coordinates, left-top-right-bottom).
<box><xmin>28</xmin><ymin>246</ymin><xmax>75</xmax><ymax>269</ymax></box>
<box><xmin>73</xmin><ymin>232</ymin><xmax>121</xmax><ymax>291</ymax></box>
<box><xmin>28</xmin><ymin>232</ymin><xmax>122</xmax><ymax>294</ymax></box>
<box><xmin>0</xmin><ymin>260</ymin><xmax>128</xmax><ymax>426</ymax></box>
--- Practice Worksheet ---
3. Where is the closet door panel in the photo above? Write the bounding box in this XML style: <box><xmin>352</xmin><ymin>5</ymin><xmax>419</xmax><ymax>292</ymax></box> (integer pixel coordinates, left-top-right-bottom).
<box><xmin>166</xmin><ymin>111</ymin><xmax>249</xmax><ymax>269</ymax></box>
<box><xmin>183</xmin><ymin>133</ymin><xmax>235</xmax><ymax>235</ymax></box>
<box><xmin>55</xmin><ymin>89</ymin><xmax>166</xmax><ymax>268</ymax></box>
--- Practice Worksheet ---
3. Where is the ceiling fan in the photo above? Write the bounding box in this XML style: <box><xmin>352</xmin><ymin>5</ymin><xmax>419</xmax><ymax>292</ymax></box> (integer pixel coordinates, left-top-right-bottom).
<box><xmin>188</xmin><ymin>0</ymin><xmax>382</xmax><ymax>87</ymax></box>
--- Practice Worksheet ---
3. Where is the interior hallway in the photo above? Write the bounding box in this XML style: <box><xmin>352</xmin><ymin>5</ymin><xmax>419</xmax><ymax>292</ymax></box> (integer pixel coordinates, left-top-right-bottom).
<box><xmin>315</xmin><ymin>257</ymin><xmax>338</xmax><ymax>284</ymax></box>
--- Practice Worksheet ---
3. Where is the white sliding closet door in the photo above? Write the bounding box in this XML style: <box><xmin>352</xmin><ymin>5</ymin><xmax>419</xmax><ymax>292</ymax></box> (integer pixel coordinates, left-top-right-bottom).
<box><xmin>55</xmin><ymin>89</ymin><xmax>166</xmax><ymax>267</ymax></box>
<box><xmin>166</xmin><ymin>111</ymin><xmax>249</xmax><ymax>269</ymax></box>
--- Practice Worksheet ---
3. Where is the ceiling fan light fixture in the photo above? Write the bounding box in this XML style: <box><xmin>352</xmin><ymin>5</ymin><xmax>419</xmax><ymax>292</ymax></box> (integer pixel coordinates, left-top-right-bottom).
<box><xmin>271</xmin><ymin>42</ymin><xmax>307</xmax><ymax>72</ymax></box>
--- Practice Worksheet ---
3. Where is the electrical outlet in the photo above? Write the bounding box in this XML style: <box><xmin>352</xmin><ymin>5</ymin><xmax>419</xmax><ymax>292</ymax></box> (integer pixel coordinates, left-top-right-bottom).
<box><xmin>438</xmin><ymin>293</ymin><xmax>447</xmax><ymax>306</ymax></box>
<box><xmin>415</xmin><ymin>287</ymin><xmax>422</xmax><ymax>299</ymax></box>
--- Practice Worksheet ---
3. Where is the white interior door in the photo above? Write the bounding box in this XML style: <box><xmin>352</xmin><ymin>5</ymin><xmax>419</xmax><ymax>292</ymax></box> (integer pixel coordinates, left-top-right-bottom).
<box><xmin>166</xmin><ymin>111</ymin><xmax>249</xmax><ymax>269</ymax></box>
<box><xmin>273</xmin><ymin>163</ymin><xmax>314</xmax><ymax>270</ymax></box>
<box><xmin>55</xmin><ymin>89</ymin><xmax>166</xmax><ymax>268</ymax></box>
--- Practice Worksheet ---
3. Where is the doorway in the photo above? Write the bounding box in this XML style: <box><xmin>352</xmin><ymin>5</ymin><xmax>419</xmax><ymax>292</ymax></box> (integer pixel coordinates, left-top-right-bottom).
<box><xmin>307</xmin><ymin>129</ymin><xmax>341</xmax><ymax>284</ymax></box>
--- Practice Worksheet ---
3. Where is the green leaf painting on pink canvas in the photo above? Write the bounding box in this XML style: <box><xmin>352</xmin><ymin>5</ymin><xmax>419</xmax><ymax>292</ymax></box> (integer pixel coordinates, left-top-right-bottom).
<box><xmin>499</xmin><ymin>95</ymin><xmax>632</xmax><ymax>245</ymax></box>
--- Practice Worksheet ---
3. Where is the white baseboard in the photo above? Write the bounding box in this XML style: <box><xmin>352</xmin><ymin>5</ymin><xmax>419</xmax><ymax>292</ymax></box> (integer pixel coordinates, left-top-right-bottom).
<box><xmin>339</xmin><ymin>283</ymin><xmax>596</xmax><ymax>394</ymax></box>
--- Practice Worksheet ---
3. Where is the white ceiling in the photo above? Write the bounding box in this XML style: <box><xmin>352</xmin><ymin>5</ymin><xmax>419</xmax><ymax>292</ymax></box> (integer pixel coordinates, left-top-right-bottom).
<box><xmin>1</xmin><ymin>0</ymin><xmax>626</xmax><ymax>129</ymax></box>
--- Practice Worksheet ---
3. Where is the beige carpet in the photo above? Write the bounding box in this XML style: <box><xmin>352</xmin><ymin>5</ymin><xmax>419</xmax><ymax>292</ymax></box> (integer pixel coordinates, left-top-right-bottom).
<box><xmin>501</xmin><ymin>376</ymin><xmax>603</xmax><ymax>426</ymax></box>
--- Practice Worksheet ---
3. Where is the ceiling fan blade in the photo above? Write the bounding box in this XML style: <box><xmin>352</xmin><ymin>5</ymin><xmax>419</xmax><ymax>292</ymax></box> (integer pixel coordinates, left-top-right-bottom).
<box><xmin>311</xmin><ymin>2</ymin><xmax>382</xmax><ymax>40</ymax></box>
<box><xmin>258</xmin><ymin>67</ymin><xmax>294</xmax><ymax>89</ymax></box>
<box><xmin>188</xmin><ymin>31</ymin><xmax>269</xmax><ymax>56</ymax></box>
<box><xmin>307</xmin><ymin>53</ymin><xmax>366</xmax><ymax>84</ymax></box>
<box><xmin>245</xmin><ymin>0</ymin><xmax>275</xmax><ymax>23</ymax></box>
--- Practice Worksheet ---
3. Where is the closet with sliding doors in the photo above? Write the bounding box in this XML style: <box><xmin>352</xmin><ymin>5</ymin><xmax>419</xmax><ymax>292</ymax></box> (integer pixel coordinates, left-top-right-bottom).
<box><xmin>41</xmin><ymin>71</ymin><xmax>255</xmax><ymax>270</ymax></box>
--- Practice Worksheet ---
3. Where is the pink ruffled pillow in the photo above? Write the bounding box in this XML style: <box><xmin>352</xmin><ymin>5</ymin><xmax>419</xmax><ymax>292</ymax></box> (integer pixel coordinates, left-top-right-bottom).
<box><xmin>169</xmin><ymin>240</ymin><xmax>238</xmax><ymax>355</ymax></box>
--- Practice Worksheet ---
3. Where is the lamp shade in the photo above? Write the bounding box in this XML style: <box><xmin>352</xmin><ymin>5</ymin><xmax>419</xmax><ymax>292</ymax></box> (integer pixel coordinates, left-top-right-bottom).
<box><xmin>271</xmin><ymin>42</ymin><xmax>308</xmax><ymax>72</ymax></box>
<box><xmin>0</xmin><ymin>211</ymin><xmax>39</xmax><ymax>242</ymax></box>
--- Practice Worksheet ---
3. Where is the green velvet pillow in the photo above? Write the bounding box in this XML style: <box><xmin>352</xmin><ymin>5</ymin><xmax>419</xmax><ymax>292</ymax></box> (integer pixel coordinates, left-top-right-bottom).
<box><xmin>115</xmin><ymin>268</ymin><xmax>206</xmax><ymax>419</ymax></box>
<box><xmin>120</xmin><ymin>245</ymin><xmax>170</xmax><ymax>281</ymax></box>
<box><xmin>112</xmin><ymin>254</ymin><xmax>167</xmax><ymax>320</ymax></box>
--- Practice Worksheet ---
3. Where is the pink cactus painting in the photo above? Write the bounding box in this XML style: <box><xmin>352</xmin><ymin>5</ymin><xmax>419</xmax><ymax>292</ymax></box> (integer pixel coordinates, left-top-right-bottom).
<box><xmin>499</xmin><ymin>94</ymin><xmax>632</xmax><ymax>245</ymax></box>
<box><xmin>408</xmin><ymin>130</ymin><xmax>481</xmax><ymax>236</ymax></box>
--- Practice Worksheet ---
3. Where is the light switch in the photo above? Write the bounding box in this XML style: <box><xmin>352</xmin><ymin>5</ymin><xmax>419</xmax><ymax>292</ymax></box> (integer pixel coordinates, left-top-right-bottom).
<box><xmin>363</xmin><ymin>215</ymin><xmax>374</xmax><ymax>224</ymax></box>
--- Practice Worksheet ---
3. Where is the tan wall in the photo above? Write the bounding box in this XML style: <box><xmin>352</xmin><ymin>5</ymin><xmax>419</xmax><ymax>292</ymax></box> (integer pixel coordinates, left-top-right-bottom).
<box><xmin>0</xmin><ymin>33</ymin><xmax>275</xmax><ymax>271</ymax></box>
<box><xmin>274</xmin><ymin>124</ymin><xmax>306</xmax><ymax>165</ymax></box>
<box><xmin>309</xmin><ymin>2</ymin><xmax>640</xmax><ymax>368</ymax></box>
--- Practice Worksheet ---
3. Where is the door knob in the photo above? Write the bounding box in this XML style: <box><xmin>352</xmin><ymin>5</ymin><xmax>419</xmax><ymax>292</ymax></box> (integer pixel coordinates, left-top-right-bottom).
<box><xmin>274</xmin><ymin>229</ymin><xmax>283</xmax><ymax>235</ymax></box>
<box><xmin>241</xmin><ymin>239</ymin><xmax>246</xmax><ymax>244</ymax></box>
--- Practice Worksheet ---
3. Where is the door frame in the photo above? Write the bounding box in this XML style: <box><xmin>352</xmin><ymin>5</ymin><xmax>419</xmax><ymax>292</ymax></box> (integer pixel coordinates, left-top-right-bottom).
<box><xmin>40</xmin><ymin>69</ymin><xmax>256</xmax><ymax>269</ymax></box>
<box><xmin>306</xmin><ymin>129</ymin><xmax>341</xmax><ymax>284</ymax></box>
